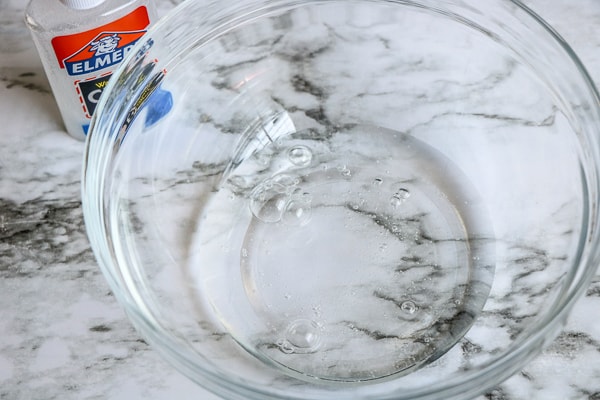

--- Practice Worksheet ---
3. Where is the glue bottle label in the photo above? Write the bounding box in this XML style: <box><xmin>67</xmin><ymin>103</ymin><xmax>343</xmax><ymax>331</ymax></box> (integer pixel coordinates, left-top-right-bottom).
<box><xmin>50</xmin><ymin>6</ymin><xmax>151</xmax><ymax>121</ymax></box>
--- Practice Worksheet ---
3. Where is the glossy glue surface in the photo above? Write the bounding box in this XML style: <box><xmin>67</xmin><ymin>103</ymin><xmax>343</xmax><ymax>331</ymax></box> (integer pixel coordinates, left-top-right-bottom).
<box><xmin>189</xmin><ymin>124</ymin><xmax>494</xmax><ymax>381</ymax></box>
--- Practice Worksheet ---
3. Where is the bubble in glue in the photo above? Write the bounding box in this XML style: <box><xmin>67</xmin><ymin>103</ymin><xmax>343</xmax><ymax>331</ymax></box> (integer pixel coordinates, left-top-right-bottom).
<box><xmin>282</xmin><ymin>191</ymin><xmax>313</xmax><ymax>226</ymax></box>
<box><xmin>283</xmin><ymin>319</ymin><xmax>322</xmax><ymax>352</ymax></box>
<box><xmin>390</xmin><ymin>188</ymin><xmax>410</xmax><ymax>208</ymax></box>
<box><xmin>250</xmin><ymin>174</ymin><xmax>299</xmax><ymax>222</ymax></box>
<box><xmin>287</xmin><ymin>145</ymin><xmax>313</xmax><ymax>167</ymax></box>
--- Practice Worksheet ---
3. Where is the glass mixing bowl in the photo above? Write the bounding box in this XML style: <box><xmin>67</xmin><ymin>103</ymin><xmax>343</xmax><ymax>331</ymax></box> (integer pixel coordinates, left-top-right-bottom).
<box><xmin>82</xmin><ymin>0</ymin><xmax>600</xmax><ymax>399</ymax></box>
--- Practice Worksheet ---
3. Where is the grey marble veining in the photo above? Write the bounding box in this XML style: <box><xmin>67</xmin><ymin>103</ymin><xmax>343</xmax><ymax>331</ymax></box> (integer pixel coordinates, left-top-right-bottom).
<box><xmin>1</xmin><ymin>0</ymin><xmax>599</xmax><ymax>399</ymax></box>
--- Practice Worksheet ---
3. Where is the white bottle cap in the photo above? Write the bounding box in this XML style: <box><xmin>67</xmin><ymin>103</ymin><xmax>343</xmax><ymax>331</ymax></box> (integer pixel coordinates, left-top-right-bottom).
<box><xmin>60</xmin><ymin>0</ymin><xmax>107</xmax><ymax>10</ymax></box>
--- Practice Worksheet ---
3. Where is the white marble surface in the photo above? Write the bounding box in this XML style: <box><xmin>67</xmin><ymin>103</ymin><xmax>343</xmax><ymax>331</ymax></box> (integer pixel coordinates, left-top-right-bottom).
<box><xmin>1</xmin><ymin>0</ymin><xmax>600</xmax><ymax>399</ymax></box>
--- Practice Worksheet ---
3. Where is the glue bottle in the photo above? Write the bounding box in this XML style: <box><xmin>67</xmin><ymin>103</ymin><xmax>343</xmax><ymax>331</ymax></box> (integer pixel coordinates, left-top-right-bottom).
<box><xmin>25</xmin><ymin>0</ymin><xmax>157</xmax><ymax>140</ymax></box>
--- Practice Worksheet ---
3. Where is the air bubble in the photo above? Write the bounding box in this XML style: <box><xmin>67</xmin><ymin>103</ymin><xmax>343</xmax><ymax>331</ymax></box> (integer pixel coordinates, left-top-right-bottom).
<box><xmin>400</xmin><ymin>300</ymin><xmax>417</xmax><ymax>314</ymax></box>
<box><xmin>282</xmin><ymin>192</ymin><xmax>312</xmax><ymax>227</ymax></box>
<box><xmin>337</xmin><ymin>165</ymin><xmax>352</xmax><ymax>177</ymax></box>
<box><xmin>396</xmin><ymin>188</ymin><xmax>411</xmax><ymax>199</ymax></box>
<box><xmin>249</xmin><ymin>174</ymin><xmax>299</xmax><ymax>223</ymax></box>
<box><xmin>284</xmin><ymin>319</ymin><xmax>322</xmax><ymax>352</ymax></box>
<box><xmin>287</xmin><ymin>145</ymin><xmax>313</xmax><ymax>166</ymax></box>
<box><xmin>277</xmin><ymin>339</ymin><xmax>295</xmax><ymax>354</ymax></box>
<box><xmin>250</xmin><ymin>192</ymin><xmax>287</xmax><ymax>222</ymax></box>
<box><xmin>390</xmin><ymin>188</ymin><xmax>411</xmax><ymax>208</ymax></box>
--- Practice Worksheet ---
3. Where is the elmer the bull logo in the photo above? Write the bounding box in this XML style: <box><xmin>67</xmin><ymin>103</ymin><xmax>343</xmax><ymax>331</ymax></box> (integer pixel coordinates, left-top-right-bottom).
<box><xmin>50</xmin><ymin>6</ymin><xmax>150</xmax><ymax>76</ymax></box>
<box><xmin>62</xmin><ymin>30</ymin><xmax>146</xmax><ymax>76</ymax></box>
<box><xmin>48</xmin><ymin>6</ymin><xmax>151</xmax><ymax>129</ymax></box>
<box><xmin>50</xmin><ymin>6</ymin><xmax>150</xmax><ymax>122</ymax></box>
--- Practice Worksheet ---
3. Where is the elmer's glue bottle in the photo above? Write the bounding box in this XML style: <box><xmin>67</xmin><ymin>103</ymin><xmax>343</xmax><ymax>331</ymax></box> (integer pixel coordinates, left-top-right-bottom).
<box><xmin>25</xmin><ymin>0</ymin><xmax>157</xmax><ymax>140</ymax></box>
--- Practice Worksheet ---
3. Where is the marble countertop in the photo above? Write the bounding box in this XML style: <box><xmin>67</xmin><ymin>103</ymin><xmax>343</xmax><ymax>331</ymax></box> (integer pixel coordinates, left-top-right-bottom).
<box><xmin>1</xmin><ymin>0</ymin><xmax>599</xmax><ymax>399</ymax></box>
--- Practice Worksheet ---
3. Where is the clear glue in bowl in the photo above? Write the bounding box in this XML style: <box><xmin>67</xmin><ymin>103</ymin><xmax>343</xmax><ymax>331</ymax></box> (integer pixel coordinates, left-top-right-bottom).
<box><xmin>82</xmin><ymin>0</ymin><xmax>600</xmax><ymax>399</ymax></box>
